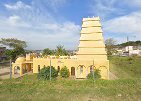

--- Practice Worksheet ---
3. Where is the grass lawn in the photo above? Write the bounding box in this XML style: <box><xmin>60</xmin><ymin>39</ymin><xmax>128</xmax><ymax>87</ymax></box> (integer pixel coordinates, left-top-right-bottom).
<box><xmin>0</xmin><ymin>56</ymin><xmax>141</xmax><ymax>101</ymax></box>
<box><xmin>0</xmin><ymin>74</ymin><xmax>141</xmax><ymax>101</ymax></box>
<box><xmin>109</xmin><ymin>56</ymin><xmax>141</xmax><ymax>78</ymax></box>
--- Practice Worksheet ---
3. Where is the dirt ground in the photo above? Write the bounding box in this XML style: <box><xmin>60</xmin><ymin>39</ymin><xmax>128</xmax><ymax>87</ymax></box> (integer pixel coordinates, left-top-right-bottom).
<box><xmin>0</xmin><ymin>67</ymin><xmax>10</xmax><ymax>79</ymax></box>
<box><xmin>0</xmin><ymin>67</ymin><xmax>21</xmax><ymax>79</ymax></box>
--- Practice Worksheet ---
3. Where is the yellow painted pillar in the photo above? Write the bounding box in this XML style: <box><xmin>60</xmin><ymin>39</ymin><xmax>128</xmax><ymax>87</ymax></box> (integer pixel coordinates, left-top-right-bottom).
<box><xmin>31</xmin><ymin>63</ymin><xmax>33</xmax><ymax>72</ymax></box>
<box><xmin>75</xmin><ymin>67</ymin><xmax>77</xmax><ymax>78</ymax></box>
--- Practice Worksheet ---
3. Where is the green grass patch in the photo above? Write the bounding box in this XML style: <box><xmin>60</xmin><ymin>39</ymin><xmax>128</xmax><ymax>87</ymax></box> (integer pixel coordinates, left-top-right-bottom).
<box><xmin>0</xmin><ymin>74</ymin><xmax>141</xmax><ymax>101</ymax></box>
<box><xmin>0</xmin><ymin>56</ymin><xmax>141</xmax><ymax>100</ymax></box>
<box><xmin>109</xmin><ymin>56</ymin><xmax>141</xmax><ymax>78</ymax></box>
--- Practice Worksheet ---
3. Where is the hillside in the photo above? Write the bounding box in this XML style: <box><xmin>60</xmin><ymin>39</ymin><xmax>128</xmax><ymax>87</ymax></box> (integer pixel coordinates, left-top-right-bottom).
<box><xmin>117</xmin><ymin>41</ymin><xmax>141</xmax><ymax>47</ymax></box>
<box><xmin>109</xmin><ymin>56</ymin><xmax>141</xmax><ymax>79</ymax></box>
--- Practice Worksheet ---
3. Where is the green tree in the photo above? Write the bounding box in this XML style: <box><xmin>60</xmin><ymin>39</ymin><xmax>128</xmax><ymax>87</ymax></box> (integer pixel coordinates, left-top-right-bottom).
<box><xmin>13</xmin><ymin>47</ymin><xmax>25</xmax><ymax>57</ymax></box>
<box><xmin>42</xmin><ymin>48</ymin><xmax>53</xmax><ymax>56</ymax></box>
<box><xmin>118</xmin><ymin>40</ymin><xmax>141</xmax><ymax>47</ymax></box>
<box><xmin>38</xmin><ymin>66</ymin><xmax>58</xmax><ymax>80</ymax></box>
<box><xmin>5</xmin><ymin>50</ymin><xmax>15</xmax><ymax>60</ymax></box>
<box><xmin>55</xmin><ymin>45</ymin><xmax>69</xmax><ymax>56</ymax></box>
<box><xmin>87</xmin><ymin>69</ymin><xmax>101</xmax><ymax>80</ymax></box>
<box><xmin>60</xmin><ymin>66</ymin><xmax>70</xmax><ymax>78</ymax></box>
<box><xmin>0</xmin><ymin>38</ymin><xmax>27</xmax><ymax>60</ymax></box>
<box><xmin>105</xmin><ymin>38</ymin><xmax>117</xmax><ymax>56</ymax></box>
<box><xmin>0</xmin><ymin>38</ymin><xmax>27</xmax><ymax>48</ymax></box>
<box><xmin>5</xmin><ymin>47</ymin><xmax>25</xmax><ymax>60</ymax></box>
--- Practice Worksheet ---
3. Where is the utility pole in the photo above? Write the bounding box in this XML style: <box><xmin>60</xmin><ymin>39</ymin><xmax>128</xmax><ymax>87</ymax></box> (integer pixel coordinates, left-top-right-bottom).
<box><xmin>127</xmin><ymin>36</ymin><xmax>130</xmax><ymax>57</ymax></box>
<box><xmin>50</xmin><ymin>59</ymin><xmax>51</xmax><ymax>81</ymax></box>
<box><xmin>10</xmin><ymin>59</ymin><xmax>12</xmax><ymax>79</ymax></box>
<box><xmin>93</xmin><ymin>59</ymin><xmax>95</xmax><ymax>81</ymax></box>
<box><xmin>126</xmin><ymin>35</ymin><xmax>136</xmax><ymax>57</ymax></box>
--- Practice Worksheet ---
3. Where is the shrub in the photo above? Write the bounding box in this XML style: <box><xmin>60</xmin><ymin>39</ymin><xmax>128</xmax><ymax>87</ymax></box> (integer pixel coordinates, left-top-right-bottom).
<box><xmin>128</xmin><ymin>57</ymin><xmax>133</xmax><ymax>64</ymax></box>
<box><xmin>60</xmin><ymin>66</ymin><xmax>70</xmax><ymax>78</ymax></box>
<box><xmin>38</xmin><ymin>66</ymin><xmax>58</xmax><ymax>80</ymax></box>
<box><xmin>128</xmin><ymin>57</ymin><xmax>133</xmax><ymax>61</ymax></box>
<box><xmin>87</xmin><ymin>69</ymin><xmax>101</xmax><ymax>80</ymax></box>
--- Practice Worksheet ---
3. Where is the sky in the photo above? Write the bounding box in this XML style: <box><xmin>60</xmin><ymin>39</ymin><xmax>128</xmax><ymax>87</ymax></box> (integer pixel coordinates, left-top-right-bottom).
<box><xmin>0</xmin><ymin>0</ymin><xmax>141</xmax><ymax>50</ymax></box>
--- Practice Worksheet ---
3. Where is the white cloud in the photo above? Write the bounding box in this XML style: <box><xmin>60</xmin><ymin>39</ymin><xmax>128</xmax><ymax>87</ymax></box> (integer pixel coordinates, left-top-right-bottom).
<box><xmin>0</xmin><ymin>15</ymin><xmax>80</xmax><ymax>50</ymax></box>
<box><xmin>7</xmin><ymin>15</ymin><xmax>31</xmax><ymax>27</ymax></box>
<box><xmin>89</xmin><ymin>0</ymin><xmax>141</xmax><ymax>42</ymax></box>
<box><xmin>90</xmin><ymin>0</ymin><xmax>125</xmax><ymax>19</ymax></box>
<box><xmin>103</xmin><ymin>11</ymin><xmax>141</xmax><ymax>41</ymax></box>
<box><xmin>1</xmin><ymin>0</ymin><xmax>80</xmax><ymax>50</ymax></box>
<box><xmin>47</xmin><ymin>0</ymin><xmax>67</xmax><ymax>11</ymax></box>
<box><xmin>124</xmin><ymin>0</ymin><xmax>141</xmax><ymax>7</ymax></box>
<box><xmin>4</xmin><ymin>1</ymin><xmax>31</xmax><ymax>10</ymax></box>
<box><xmin>90</xmin><ymin>0</ymin><xmax>141</xmax><ymax>20</ymax></box>
<box><xmin>8</xmin><ymin>15</ymin><xmax>21</xmax><ymax>25</ymax></box>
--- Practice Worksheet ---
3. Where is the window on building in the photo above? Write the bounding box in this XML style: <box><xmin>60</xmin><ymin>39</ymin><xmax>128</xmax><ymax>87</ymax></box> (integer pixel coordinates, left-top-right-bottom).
<box><xmin>80</xmin><ymin>66</ymin><xmax>83</xmax><ymax>73</ymax></box>
<box><xmin>38</xmin><ymin>65</ymin><xmax>40</xmax><ymax>72</ymax></box>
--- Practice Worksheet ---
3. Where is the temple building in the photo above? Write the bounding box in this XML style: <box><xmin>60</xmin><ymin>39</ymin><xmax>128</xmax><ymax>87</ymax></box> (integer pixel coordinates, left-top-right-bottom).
<box><xmin>12</xmin><ymin>17</ymin><xmax>109</xmax><ymax>79</ymax></box>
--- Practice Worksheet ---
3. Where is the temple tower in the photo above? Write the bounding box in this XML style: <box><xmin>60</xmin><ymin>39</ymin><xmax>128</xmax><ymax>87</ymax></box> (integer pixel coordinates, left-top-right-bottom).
<box><xmin>77</xmin><ymin>17</ymin><xmax>109</xmax><ymax>79</ymax></box>
<box><xmin>77</xmin><ymin>17</ymin><xmax>107</xmax><ymax>60</ymax></box>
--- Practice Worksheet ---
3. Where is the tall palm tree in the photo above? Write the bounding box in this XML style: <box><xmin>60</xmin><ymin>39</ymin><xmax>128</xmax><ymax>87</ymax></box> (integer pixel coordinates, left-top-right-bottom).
<box><xmin>55</xmin><ymin>45</ymin><xmax>69</xmax><ymax>56</ymax></box>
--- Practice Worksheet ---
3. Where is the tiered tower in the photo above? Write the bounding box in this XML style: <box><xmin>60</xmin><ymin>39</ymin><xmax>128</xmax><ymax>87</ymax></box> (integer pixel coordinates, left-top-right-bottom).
<box><xmin>77</xmin><ymin>17</ymin><xmax>107</xmax><ymax>60</ymax></box>
<box><xmin>77</xmin><ymin>17</ymin><xmax>109</xmax><ymax>79</ymax></box>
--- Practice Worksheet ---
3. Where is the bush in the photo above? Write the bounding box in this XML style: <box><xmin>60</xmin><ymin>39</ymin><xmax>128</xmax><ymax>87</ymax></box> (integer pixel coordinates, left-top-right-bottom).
<box><xmin>38</xmin><ymin>66</ymin><xmax>58</xmax><ymax>80</ymax></box>
<box><xmin>60</xmin><ymin>66</ymin><xmax>70</xmax><ymax>78</ymax></box>
<box><xmin>87</xmin><ymin>69</ymin><xmax>101</xmax><ymax>80</ymax></box>
<box><xmin>128</xmin><ymin>57</ymin><xmax>133</xmax><ymax>61</ymax></box>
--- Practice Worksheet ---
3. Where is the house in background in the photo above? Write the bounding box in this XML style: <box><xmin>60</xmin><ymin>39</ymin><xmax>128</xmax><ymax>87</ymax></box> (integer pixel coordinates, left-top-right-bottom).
<box><xmin>127</xmin><ymin>46</ymin><xmax>141</xmax><ymax>56</ymax></box>
<box><xmin>115</xmin><ymin>46</ymin><xmax>141</xmax><ymax>56</ymax></box>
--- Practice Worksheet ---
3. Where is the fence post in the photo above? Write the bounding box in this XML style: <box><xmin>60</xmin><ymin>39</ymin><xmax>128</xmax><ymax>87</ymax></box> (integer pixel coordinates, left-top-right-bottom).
<box><xmin>10</xmin><ymin>59</ymin><xmax>12</xmax><ymax>79</ymax></box>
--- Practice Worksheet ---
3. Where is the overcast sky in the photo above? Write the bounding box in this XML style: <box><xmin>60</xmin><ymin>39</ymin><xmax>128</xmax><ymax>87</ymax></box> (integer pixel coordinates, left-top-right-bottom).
<box><xmin>0</xmin><ymin>0</ymin><xmax>141</xmax><ymax>50</ymax></box>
